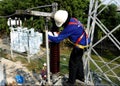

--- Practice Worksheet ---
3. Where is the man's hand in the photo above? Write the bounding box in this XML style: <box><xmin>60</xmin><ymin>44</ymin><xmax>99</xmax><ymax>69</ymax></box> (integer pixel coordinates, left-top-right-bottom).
<box><xmin>48</xmin><ymin>31</ymin><xmax>58</xmax><ymax>37</ymax></box>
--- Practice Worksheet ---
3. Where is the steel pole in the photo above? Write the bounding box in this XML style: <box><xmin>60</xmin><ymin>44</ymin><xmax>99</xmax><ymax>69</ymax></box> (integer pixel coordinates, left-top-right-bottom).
<box><xmin>45</xmin><ymin>17</ymin><xmax>51</xmax><ymax>84</ymax></box>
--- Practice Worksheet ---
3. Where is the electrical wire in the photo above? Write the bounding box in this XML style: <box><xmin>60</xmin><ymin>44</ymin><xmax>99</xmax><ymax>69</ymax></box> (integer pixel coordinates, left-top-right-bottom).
<box><xmin>26</xmin><ymin>4</ymin><xmax>52</xmax><ymax>11</ymax></box>
<box><xmin>0</xmin><ymin>13</ymin><xmax>16</xmax><ymax>18</ymax></box>
<box><xmin>0</xmin><ymin>4</ymin><xmax>52</xmax><ymax>18</ymax></box>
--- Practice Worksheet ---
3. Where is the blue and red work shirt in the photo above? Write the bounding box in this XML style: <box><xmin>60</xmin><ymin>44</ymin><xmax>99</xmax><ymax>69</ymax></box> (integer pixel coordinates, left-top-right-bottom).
<box><xmin>48</xmin><ymin>18</ymin><xmax>90</xmax><ymax>46</ymax></box>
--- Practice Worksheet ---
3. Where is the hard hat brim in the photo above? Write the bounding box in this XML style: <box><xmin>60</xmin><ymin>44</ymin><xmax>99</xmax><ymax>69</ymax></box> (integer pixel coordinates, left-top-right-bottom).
<box><xmin>55</xmin><ymin>21</ymin><xmax>63</xmax><ymax>27</ymax></box>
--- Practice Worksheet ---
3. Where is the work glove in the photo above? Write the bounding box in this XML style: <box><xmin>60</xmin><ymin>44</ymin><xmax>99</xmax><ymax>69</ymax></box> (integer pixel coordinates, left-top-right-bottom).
<box><xmin>48</xmin><ymin>31</ymin><xmax>58</xmax><ymax>42</ymax></box>
<box><xmin>48</xmin><ymin>31</ymin><xmax>58</xmax><ymax>37</ymax></box>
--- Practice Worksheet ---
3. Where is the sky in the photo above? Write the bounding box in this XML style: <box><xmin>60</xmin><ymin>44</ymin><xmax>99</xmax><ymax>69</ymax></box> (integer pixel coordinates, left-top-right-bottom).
<box><xmin>101</xmin><ymin>0</ymin><xmax>120</xmax><ymax>6</ymax></box>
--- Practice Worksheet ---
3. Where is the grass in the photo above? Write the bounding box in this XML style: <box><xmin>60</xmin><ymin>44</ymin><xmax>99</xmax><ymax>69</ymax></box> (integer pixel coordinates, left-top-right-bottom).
<box><xmin>1</xmin><ymin>46</ymin><xmax>119</xmax><ymax>85</ymax></box>
<box><xmin>59</xmin><ymin>47</ymin><xmax>72</xmax><ymax>74</ymax></box>
<box><xmin>90</xmin><ymin>50</ymin><xmax>120</xmax><ymax>85</ymax></box>
<box><xmin>60</xmin><ymin>54</ymin><xmax>69</xmax><ymax>74</ymax></box>
<box><xmin>59</xmin><ymin>47</ymin><xmax>120</xmax><ymax>85</ymax></box>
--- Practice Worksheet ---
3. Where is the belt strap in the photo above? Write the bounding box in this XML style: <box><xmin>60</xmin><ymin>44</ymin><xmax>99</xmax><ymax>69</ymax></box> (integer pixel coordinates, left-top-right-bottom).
<box><xmin>68</xmin><ymin>18</ymin><xmax>89</xmax><ymax>49</ymax></box>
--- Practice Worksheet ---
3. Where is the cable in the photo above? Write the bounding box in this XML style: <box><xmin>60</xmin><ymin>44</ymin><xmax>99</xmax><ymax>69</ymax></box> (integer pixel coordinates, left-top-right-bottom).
<box><xmin>26</xmin><ymin>5</ymin><xmax>52</xmax><ymax>11</ymax></box>
<box><xmin>0</xmin><ymin>2</ymin><xmax>56</xmax><ymax>18</ymax></box>
<box><xmin>0</xmin><ymin>4</ymin><xmax>52</xmax><ymax>18</ymax></box>
<box><xmin>0</xmin><ymin>13</ymin><xmax>16</xmax><ymax>18</ymax></box>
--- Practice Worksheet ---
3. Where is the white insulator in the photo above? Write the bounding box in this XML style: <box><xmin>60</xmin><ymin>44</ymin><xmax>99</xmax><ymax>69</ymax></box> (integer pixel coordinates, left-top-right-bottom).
<box><xmin>7</xmin><ymin>18</ymin><xmax>22</xmax><ymax>26</ymax></box>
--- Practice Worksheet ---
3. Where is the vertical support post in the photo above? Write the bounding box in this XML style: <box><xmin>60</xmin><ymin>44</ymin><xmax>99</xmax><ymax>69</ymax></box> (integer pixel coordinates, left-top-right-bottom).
<box><xmin>10</xmin><ymin>28</ymin><xmax>14</xmax><ymax>60</ymax></box>
<box><xmin>27</xmin><ymin>31</ymin><xmax>30</xmax><ymax>63</ymax></box>
<box><xmin>87</xmin><ymin>0</ymin><xmax>98</xmax><ymax>83</ymax></box>
<box><xmin>9</xmin><ymin>18</ymin><xmax>14</xmax><ymax>60</ymax></box>
<box><xmin>85</xmin><ymin>0</ymin><xmax>95</xmax><ymax>83</ymax></box>
<box><xmin>45</xmin><ymin>17</ymin><xmax>51</xmax><ymax>84</ymax></box>
<box><xmin>52</xmin><ymin>3</ymin><xmax>58</xmax><ymax>12</ymax></box>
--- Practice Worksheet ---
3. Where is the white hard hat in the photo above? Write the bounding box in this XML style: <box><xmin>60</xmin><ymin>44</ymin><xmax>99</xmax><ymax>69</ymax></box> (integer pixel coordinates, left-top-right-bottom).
<box><xmin>54</xmin><ymin>10</ymin><xmax>68</xmax><ymax>27</ymax></box>
<box><xmin>43</xmin><ymin>63</ymin><xmax>47</xmax><ymax>66</ymax></box>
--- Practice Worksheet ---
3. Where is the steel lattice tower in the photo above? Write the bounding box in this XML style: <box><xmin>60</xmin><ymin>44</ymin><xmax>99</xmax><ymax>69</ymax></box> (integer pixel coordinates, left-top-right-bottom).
<box><xmin>84</xmin><ymin>0</ymin><xmax>120</xmax><ymax>85</ymax></box>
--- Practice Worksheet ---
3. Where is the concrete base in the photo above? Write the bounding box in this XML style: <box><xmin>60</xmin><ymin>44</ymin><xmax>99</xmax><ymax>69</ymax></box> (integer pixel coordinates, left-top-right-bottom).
<box><xmin>52</xmin><ymin>75</ymin><xmax>94</xmax><ymax>86</ymax></box>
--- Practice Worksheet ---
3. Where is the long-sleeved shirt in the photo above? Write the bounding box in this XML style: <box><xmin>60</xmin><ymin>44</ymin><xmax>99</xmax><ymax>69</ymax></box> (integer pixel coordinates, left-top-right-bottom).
<box><xmin>48</xmin><ymin>18</ymin><xmax>90</xmax><ymax>46</ymax></box>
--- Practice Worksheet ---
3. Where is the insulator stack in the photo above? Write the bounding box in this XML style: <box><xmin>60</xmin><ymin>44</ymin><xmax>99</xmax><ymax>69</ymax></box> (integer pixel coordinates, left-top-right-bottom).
<box><xmin>50</xmin><ymin>42</ymin><xmax>60</xmax><ymax>74</ymax></box>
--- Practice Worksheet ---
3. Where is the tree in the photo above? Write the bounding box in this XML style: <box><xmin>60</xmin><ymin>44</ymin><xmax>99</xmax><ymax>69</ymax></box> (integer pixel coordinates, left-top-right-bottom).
<box><xmin>94</xmin><ymin>3</ymin><xmax>120</xmax><ymax>54</ymax></box>
<box><xmin>0</xmin><ymin>0</ymin><xmax>89</xmax><ymax>32</ymax></box>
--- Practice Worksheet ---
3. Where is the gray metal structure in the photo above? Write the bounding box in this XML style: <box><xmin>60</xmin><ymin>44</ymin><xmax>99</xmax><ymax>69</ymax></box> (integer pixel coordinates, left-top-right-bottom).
<box><xmin>84</xmin><ymin>0</ymin><xmax>120</xmax><ymax>85</ymax></box>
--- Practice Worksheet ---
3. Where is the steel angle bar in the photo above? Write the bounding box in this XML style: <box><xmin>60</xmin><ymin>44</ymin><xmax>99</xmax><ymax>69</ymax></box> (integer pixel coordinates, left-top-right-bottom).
<box><xmin>83</xmin><ymin>55</ymin><xmax>89</xmax><ymax>70</ymax></box>
<box><xmin>104</xmin><ymin>64</ymin><xmax>120</xmax><ymax>74</ymax></box>
<box><xmin>85</xmin><ymin>0</ymin><xmax>97</xmax><ymax>83</ymax></box>
<box><xmin>92</xmin><ymin>48</ymin><xmax>120</xmax><ymax>81</ymax></box>
<box><xmin>99</xmin><ymin>64</ymin><xmax>120</xmax><ymax>82</ymax></box>
<box><xmin>97</xmin><ymin>0</ymin><xmax>113</xmax><ymax>16</ymax></box>
<box><xmin>90</xmin><ymin>2</ymin><xmax>120</xmax><ymax>49</ymax></box>
<box><xmin>96</xmin><ymin>73</ymin><xmax>118</xmax><ymax>86</ymax></box>
<box><xmin>94</xmin><ymin>61</ymin><xmax>120</xmax><ymax>66</ymax></box>
<box><xmin>105</xmin><ymin>74</ymin><xmax>120</xmax><ymax>78</ymax></box>
<box><xmin>90</xmin><ymin>0</ymin><xmax>113</xmax><ymax>16</ymax></box>
<box><xmin>83</xmin><ymin>54</ymin><xmax>89</xmax><ymax>81</ymax></box>
<box><xmin>94</xmin><ymin>60</ymin><xmax>120</xmax><ymax>66</ymax></box>
<box><xmin>90</xmin><ymin>17</ymin><xmax>120</xmax><ymax>50</ymax></box>
<box><xmin>95</xmin><ymin>56</ymin><xmax>120</xmax><ymax>71</ymax></box>
<box><xmin>89</xmin><ymin>0</ymin><xmax>98</xmax><ymax>50</ymax></box>
<box><xmin>88</xmin><ymin>0</ymin><xmax>99</xmax><ymax>17</ymax></box>
<box><xmin>83</xmin><ymin>52</ymin><xmax>90</xmax><ymax>82</ymax></box>
<box><xmin>87</xmin><ymin>0</ymin><xmax>95</xmax><ymax>31</ymax></box>
<box><xmin>88</xmin><ymin>55</ymin><xmax>112</xmax><ymax>82</ymax></box>
<box><xmin>96</xmin><ymin>18</ymin><xmax>120</xmax><ymax>46</ymax></box>
<box><xmin>86</xmin><ymin>0</ymin><xmax>93</xmax><ymax>25</ymax></box>
<box><xmin>86</xmin><ymin>57</ymin><xmax>91</xmax><ymax>83</ymax></box>
<box><xmin>85</xmin><ymin>70</ymin><xmax>92</xmax><ymax>84</ymax></box>
<box><xmin>92</xmin><ymin>48</ymin><xmax>113</xmax><ymax>71</ymax></box>
<box><xmin>89</xmin><ymin>70</ymin><xmax>94</xmax><ymax>84</ymax></box>
<box><xmin>87</xmin><ymin>21</ymin><xmax>93</xmax><ymax>41</ymax></box>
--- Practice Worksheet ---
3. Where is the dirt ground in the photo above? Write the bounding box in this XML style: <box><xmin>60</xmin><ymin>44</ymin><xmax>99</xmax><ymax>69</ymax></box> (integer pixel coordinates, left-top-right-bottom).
<box><xmin>0</xmin><ymin>37</ymin><xmax>39</xmax><ymax>85</ymax></box>
<box><xmin>1</xmin><ymin>58</ymin><xmax>30</xmax><ymax>85</ymax></box>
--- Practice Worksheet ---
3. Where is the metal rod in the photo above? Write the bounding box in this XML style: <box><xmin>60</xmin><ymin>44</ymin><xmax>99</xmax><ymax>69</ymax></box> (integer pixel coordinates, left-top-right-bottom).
<box><xmin>95</xmin><ymin>56</ymin><xmax>120</xmax><ymax>71</ymax></box>
<box><xmin>10</xmin><ymin>27</ymin><xmax>14</xmax><ymax>60</ymax></box>
<box><xmin>97</xmin><ymin>0</ymin><xmax>113</xmax><ymax>16</ymax></box>
<box><xmin>45</xmin><ymin>17</ymin><xmax>51</xmax><ymax>84</ymax></box>
<box><xmin>92</xmin><ymin>48</ymin><xmax>120</xmax><ymax>81</ymax></box>
<box><xmin>88</xmin><ymin>55</ymin><xmax>112</xmax><ymax>82</ymax></box>
<box><xmin>91</xmin><ymin>23</ymin><xmax>120</xmax><ymax>50</ymax></box>
<box><xmin>96</xmin><ymin>17</ymin><xmax>120</xmax><ymax>46</ymax></box>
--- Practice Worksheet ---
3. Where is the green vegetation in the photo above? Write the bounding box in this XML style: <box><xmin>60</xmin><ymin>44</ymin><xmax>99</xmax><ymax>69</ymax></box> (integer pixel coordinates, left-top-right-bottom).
<box><xmin>0</xmin><ymin>0</ymin><xmax>119</xmax><ymax>85</ymax></box>
<box><xmin>14</xmin><ymin>55</ymin><xmax>47</xmax><ymax>73</ymax></box>
<box><xmin>90</xmin><ymin>50</ymin><xmax>120</xmax><ymax>85</ymax></box>
<box><xmin>0</xmin><ymin>0</ymin><xmax>89</xmax><ymax>33</ymax></box>
<box><xmin>0</xmin><ymin>0</ymin><xmax>119</xmax><ymax>52</ymax></box>
<box><xmin>0</xmin><ymin>45</ymin><xmax>119</xmax><ymax>84</ymax></box>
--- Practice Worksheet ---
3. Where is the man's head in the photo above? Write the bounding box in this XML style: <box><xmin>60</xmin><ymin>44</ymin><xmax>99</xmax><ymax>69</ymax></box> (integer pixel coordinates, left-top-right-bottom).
<box><xmin>54</xmin><ymin>10</ymin><xmax>68</xmax><ymax>27</ymax></box>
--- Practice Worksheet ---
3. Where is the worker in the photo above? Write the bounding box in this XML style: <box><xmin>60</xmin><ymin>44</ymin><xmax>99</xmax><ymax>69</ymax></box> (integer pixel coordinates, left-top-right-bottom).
<box><xmin>40</xmin><ymin>63</ymin><xmax>47</xmax><ymax>80</ymax></box>
<box><xmin>48</xmin><ymin>10</ymin><xmax>90</xmax><ymax>85</ymax></box>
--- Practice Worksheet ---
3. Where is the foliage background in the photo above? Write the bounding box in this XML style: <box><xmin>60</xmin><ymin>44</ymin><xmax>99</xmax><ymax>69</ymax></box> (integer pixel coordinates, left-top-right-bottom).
<box><xmin>0</xmin><ymin>0</ymin><xmax>120</xmax><ymax>53</ymax></box>
<box><xmin>0</xmin><ymin>0</ymin><xmax>120</xmax><ymax>85</ymax></box>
